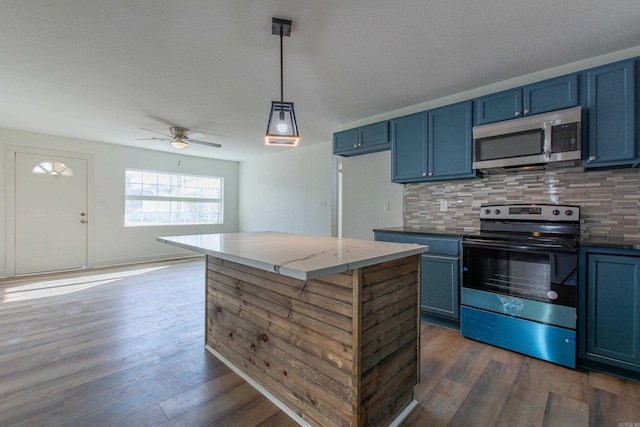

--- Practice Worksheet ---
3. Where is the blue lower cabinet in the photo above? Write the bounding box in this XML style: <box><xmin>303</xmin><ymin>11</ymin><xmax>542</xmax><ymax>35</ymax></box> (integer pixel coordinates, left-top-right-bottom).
<box><xmin>374</xmin><ymin>231</ymin><xmax>461</xmax><ymax>322</ymax></box>
<box><xmin>579</xmin><ymin>247</ymin><xmax>640</xmax><ymax>379</ymax></box>
<box><xmin>421</xmin><ymin>254</ymin><xmax>459</xmax><ymax>318</ymax></box>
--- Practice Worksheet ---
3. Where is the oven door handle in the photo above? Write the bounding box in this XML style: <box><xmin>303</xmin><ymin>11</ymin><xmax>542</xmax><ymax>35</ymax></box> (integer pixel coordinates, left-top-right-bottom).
<box><xmin>462</xmin><ymin>239</ymin><xmax>575</xmax><ymax>253</ymax></box>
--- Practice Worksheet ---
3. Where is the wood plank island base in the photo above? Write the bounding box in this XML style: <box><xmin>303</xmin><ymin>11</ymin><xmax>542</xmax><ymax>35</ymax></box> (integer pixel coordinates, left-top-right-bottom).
<box><xmin>158</xmin><ymin>232</ymin><xmax>428</xmax><ymax>427</ymax></box>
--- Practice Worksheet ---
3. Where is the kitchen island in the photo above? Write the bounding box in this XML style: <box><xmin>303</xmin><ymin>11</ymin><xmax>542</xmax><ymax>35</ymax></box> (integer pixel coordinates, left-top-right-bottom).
<box><xmin>158</xmin><ymin>232</ymin><xmax>427</xmax><ymax>427</ymax></box>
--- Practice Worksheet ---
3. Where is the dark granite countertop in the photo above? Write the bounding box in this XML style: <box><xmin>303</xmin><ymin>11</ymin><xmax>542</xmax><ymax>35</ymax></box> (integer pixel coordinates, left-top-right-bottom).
<box><xmin>373</xmin><ymin>226</ymin><xmax>473</xmax><ymax>238</ymax></box>
<box><xmin>579</xmin><ymin>237</ymin><xmax>640</xmax><ymax>251</ymax></box>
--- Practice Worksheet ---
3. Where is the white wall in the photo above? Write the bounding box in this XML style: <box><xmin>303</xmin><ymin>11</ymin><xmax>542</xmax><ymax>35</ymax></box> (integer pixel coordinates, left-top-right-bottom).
<box><xmin>0</xmin><ymin>127</ymin><xmax>239</xmax><ymax>277</ymax></box>
<box><xmin>239</xmin><ymin>142</ymin><xmax>333</xmax><ymax>236</ymax></box>
<box><xmin>340</xmin><ymin>151</ymin><xmax>404</xmax><ymax>240</ymax></box>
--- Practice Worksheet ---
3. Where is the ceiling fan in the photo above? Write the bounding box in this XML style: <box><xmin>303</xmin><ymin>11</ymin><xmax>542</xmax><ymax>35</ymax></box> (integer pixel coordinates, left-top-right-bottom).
<box><xmin>138</xmin><ymin>126</ymin><xmax>222</xmax><ymax>150</ymax></box>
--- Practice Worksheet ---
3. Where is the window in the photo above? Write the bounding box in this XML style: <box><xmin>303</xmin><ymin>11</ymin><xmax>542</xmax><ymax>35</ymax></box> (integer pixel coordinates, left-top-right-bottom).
<box><xmin>32</xmin><ymin>160</ymin><xmax>74</xmax><ymax>176</ymax></box>
<box><xmin>125</xmin><ymin>169</ymin><xmax>223</xmax><ymax>227</ymax></box>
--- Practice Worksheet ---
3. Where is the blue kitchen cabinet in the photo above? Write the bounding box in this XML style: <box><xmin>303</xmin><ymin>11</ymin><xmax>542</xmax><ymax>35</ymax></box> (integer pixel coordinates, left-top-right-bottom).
<box><xmin>475</xmin><ymin>88</ymin><xmax>522</xmax><ymax>125</ymax></box>
<box><xmin>391</xmin><ymin>112</ymin><xmax>428</xmax><ymax>182</ymax></box>
<box><xmin>374</xmin><ymin>231</ymin><xmax>461</xmax><ymax>324</ymax></box>
<box><xmin>333</xmin><ymin>121</ymin><xmax>390</xmax><ymax>156</ymax></box>
<box><xmin>333</xmin><ymin>128</ymin><xmax>359</xmax><ymax>153</ymax></box>
<box><xmin>583</xmin><ymin>59</ymin><xmax>638</xmax><ymax>168</ymax></box>
<box><xmin>392</xmin><ymin>101</ymin><xmax>476</xmax><ymax>183</ymax></box>
<box><xmin>475</xmin><ymin>74</ymin><xmax>579</xmax><ymax>125</ymax></box>
<box><xmin>429</xmin><ymin>102</ymin><xmax>475</xmax><ymax>179</ymax></box>
<box><xmin>578</xmin><ymin>247</ymin><xmax>640</xmax><ymax>379</ymax></box>
<box><xmin>420</xmin><ymin>253</ymin><xmax>459</xmax><ymax>319</ymax></box>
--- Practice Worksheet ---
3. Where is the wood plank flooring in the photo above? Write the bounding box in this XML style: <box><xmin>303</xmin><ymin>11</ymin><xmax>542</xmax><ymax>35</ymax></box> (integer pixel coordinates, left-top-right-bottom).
<box><xmin>1</xmin><ymin>258</ymin><xmax>639</xmax><ymax>426</ymax></box>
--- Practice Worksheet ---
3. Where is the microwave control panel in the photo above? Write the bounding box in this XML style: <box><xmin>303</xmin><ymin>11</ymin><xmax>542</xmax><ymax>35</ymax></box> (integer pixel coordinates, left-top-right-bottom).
<box><xmin>551</xmin><ymin>122</ymin><xmax>579</xmax><ymax>153</ymax></box>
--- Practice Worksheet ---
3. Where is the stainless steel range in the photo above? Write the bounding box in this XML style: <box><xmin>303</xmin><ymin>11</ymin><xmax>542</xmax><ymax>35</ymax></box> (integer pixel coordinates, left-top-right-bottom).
<box><xmin>461</xmin><ymin>204</ymin><xmax>580</xmax><ymax>368</ymax></box>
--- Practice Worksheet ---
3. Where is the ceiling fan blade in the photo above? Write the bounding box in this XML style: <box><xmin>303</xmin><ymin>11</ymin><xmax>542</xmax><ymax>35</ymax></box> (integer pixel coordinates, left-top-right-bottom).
<box><xmin>189</xmin><ymin>132</ymin><xmax>205</xmax><ymax>139</ymax></box>
<box><xmin>136</xmin><ymin>136</ymin><xmax>171</xmax><ymax>141</ymax></box>
<box><xmin>140</xmin><ymin>127</ymin><xmax>172</xmax><ymax>137</ymax></box>
<box><xmin>189</xmin><ymin>139</ymin><xmax>222</xmax><ymax>148</ymax></box>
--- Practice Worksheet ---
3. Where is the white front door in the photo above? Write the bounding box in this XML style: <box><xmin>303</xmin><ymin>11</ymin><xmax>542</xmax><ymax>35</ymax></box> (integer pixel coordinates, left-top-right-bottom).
<box><xmin>15</xmin><ymin>152</ymin><xmax>88</xmax><ymax>275</ymax></box>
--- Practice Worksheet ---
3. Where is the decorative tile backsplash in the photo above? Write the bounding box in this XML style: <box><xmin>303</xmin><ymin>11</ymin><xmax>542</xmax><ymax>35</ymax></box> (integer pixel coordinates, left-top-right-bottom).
<box><xmin>404</xmin><ymin>166</ymin><xmax>640</xmax><ymax>239</ymax></box>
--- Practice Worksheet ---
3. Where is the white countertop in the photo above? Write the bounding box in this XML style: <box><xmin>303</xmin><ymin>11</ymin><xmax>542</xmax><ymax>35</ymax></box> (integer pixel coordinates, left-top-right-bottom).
<box><xmin>158</xmin><ymin>231</ymin><xmax>428</xmax><ymax>280</ymax></box>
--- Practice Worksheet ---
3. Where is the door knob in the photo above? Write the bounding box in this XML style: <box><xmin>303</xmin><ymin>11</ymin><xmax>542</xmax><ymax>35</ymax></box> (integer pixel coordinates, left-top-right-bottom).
<box><xmin>80</xmin><ymin>213</ymin><xmax>86</xmax><ymax>216</ymax></box>
<box><xmin>80</xmin><ymin>220</ymin><xmax>87</xmax><ymax>224</ymax></box>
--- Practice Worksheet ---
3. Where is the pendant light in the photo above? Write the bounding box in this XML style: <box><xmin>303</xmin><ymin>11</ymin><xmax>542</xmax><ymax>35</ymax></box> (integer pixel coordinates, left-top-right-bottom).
<box><xmin>265</xmin><ymin>18</ymin><xmax>300</xmax><ymax>146</ymax></box>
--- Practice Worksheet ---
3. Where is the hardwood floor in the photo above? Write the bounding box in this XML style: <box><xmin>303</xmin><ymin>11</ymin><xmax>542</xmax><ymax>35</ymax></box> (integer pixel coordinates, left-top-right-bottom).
<box><xmin>1</xmin><ymin>258</ymin><xmax>639</xmax><ymax>426</ymax></box>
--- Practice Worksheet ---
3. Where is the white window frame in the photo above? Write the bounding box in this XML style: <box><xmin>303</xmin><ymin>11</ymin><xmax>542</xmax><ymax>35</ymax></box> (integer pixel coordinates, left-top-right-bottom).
<box><xmin>124</xmin><ymin>169</ymin><xmax>223</xmax><ymax>227</ymax></box>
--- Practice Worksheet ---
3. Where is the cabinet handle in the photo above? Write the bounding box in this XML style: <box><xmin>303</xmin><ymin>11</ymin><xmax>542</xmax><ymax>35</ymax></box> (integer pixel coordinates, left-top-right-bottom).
<box><xmin>524</xmin><ymin>109</ymin><xmax>529</xmax><ymax>114</ymax></box>
<box><xmin>353</xmin><ymin>144</ymin><xmax>358</xmax><ymax>148</ymax></box>
<box><xmin>428</xmin><ymin>172</ymin><xmax>433</xmax><ymax>176</ymax></box>
<box><xmin>515</xmin><ymin>111</ymin><xmax>521</xmax><ymax>117</ymax></box>
<box><xmin>422</xmin><ymin>172</ymin><xmax>427</xmax><ymax>176</ymax></box>
<box><xmin>588</xmin><ymin>156</ymin><xmax>597</xmax><ymax>161</ymax></box>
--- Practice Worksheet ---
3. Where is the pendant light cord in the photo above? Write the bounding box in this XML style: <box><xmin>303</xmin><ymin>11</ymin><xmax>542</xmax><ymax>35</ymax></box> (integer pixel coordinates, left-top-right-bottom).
<box><xmin>279</xmin><ymin>26</ymin><xmax>284</xmax><ymax>103</ymax></box>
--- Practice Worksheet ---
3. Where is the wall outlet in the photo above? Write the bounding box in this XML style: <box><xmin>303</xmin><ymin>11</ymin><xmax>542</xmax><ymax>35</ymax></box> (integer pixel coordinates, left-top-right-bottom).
<box><xmin>439</xmin><ymin>200</ymin><xmax>448</xmax><ymax>212</ymax></box>
<box><xmin>383</xmin><ymin>202</ymin><xmax>391</xmax><ymax>211</ymax></box>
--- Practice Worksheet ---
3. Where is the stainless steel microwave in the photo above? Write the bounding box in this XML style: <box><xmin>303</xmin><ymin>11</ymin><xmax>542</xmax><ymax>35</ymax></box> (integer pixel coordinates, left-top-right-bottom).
<box><xmin>472</xmin><ymin>107</ymin><xmax>582</xmax><ymax>172</ymax></box>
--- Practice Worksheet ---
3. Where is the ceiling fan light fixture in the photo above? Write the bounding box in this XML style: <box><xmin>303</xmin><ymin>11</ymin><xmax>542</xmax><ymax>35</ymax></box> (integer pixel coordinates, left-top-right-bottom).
<box><xmin>266</xmin><ymin>17</ymin><xmax>299</xmax><ymax>147</ymax></box>
<box><xmin>170</xmin><ymin>138</ymin><xmax>188</xmax><ymax>149</ymax></box>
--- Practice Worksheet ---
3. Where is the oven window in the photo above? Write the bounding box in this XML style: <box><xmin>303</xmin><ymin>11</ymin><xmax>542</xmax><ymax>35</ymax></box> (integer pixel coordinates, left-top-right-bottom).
<box><xmin>475</xmin><ymin>129</ymin><xmax>544</xmax><ymax>161</ymax></box>
<box><xmin>462</xmin><ymin>246</ymin><xmax>577</xmax><ymax>307</ymax></box>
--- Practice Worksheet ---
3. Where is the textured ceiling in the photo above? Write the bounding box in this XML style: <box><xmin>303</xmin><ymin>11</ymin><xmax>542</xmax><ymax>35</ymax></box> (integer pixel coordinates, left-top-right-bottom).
<box><xmin>2</xmin><ymin>0</ymin><xmax>640</xmax><ymax>161</ymax></box>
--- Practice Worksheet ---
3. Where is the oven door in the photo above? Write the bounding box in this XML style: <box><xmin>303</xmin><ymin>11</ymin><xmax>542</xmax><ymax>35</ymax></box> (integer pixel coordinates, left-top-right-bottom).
<box><xmin>461</xmin><ymin>239</ymin><xmax>577</xmax><ymax>329</ymax></box>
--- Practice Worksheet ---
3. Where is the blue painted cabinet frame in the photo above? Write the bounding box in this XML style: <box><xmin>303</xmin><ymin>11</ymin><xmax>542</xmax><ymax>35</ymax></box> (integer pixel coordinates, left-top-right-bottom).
<box><xmin>578</xmin><ymin>246</ymin><xmax>640</xmax><ymax>380</ymax></box>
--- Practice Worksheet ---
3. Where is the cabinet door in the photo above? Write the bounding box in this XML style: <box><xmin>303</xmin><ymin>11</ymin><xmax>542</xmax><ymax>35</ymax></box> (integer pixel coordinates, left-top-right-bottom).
<box><xmin>429</xmin><ymin>101</ymin><xmax>474</xmax><ymax>179</ymax></box>
<box><xmin>585</xmin><ymin>253</ymin><xmax>640</xmax><ymax>369</ymax></box>
<box><xmin>585</xmin><ymin>59</ymin><xmax>637</xmax><ymax>168</ymax></box>
<box><xmin>421</xmin><ymin>254</ymin><xmax>459</xmax><ymax>319</ymax></box>
<box><xmin>359</xmin><ymin>121</ymin><xmax>389</xmax><ymax>149</ymax></box>
<box><xmin>391</xmin><ymin>112</ymin><xmax>428</xmax><ymax>183</ymax></box>
<box><xmin>475</xmin><ymin>88</ymin><xmax>522</xmax><ymax>125</ymax></box>
<box><xmin>524</xmin><ymin>74</ymin><xmax>579</xmax><ymax>116</ymax></box>
<box><xmin>333</xmin><ymin>129</ymin><xmax>359</xmax><ymax>154</ymax></box>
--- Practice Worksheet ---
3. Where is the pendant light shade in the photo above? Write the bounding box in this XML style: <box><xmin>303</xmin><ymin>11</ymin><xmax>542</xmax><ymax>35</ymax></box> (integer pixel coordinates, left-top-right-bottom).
<box><xmin>266</xmin><ymin>18</ymin><xmax>300</xmax><ymax>146</ymax></box>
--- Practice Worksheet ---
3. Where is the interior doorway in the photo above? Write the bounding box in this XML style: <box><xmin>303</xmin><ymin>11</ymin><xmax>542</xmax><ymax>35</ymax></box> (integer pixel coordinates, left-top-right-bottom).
<box><xmin>14</xmin><ymin>152</ymin><xmax>89</xmax><ymax>275</ymax></box>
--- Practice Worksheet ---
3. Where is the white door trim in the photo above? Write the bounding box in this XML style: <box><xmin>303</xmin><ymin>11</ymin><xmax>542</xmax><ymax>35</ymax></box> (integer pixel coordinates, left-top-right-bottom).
<box><xmin>5</xmin><ymin>145</ymin><xmax>95</xmax><ymax>277</ymax></box>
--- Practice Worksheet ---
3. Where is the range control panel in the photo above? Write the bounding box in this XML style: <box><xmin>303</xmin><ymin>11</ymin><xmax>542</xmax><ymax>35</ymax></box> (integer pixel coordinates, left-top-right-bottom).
<box><xmin>480</xmin><ymin>204</ymin><xmax>580</xmax><ymax>221</ymax></box>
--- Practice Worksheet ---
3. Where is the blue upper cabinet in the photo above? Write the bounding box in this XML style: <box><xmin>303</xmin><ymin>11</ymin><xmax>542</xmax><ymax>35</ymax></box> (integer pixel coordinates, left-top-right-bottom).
<box><xmin>429</xmin><ymin>102</ymin><xmax>475</xmax><ymax>179</ymax></box>
<box><xmin>475</xmin><ymin>74</ymin><xmax>579</xmax><ymax>125</ymax></box>
<box><xmin>392</xmin><ymin>101</ymin><xmax>477</xmax><ymax>183</ymax></box>
<box><xmin>333</xmin><ymin>121</ymin><xmax>390</xmax><ymax>157</ymax></box>
<box><xmin>475</xmin><ymin>88</ymin><xmax>522</xmax><ymax>125</ymax></box>
<box><xmin>391</xmin><ymin>112</ymin><xmax>428</xmax><ymax>182</ymax></box>
<box><xmin>524</xmin><ymin>74</ymin><xmax>579</xmax><ymax>115</ymax></box>
<box><xmin>333</xmin><ymin>128</ymin><xmax>359</xmax><ymax>153</ymax></box>
<box><xmin>583</xmin><ymin>59</ymin><xmax>638</xmax><ymax>168</ymax></box>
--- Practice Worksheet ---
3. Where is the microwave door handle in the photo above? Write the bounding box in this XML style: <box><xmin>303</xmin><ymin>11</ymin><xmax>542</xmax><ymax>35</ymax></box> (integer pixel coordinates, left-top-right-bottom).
<box><xmin>544</xmin><ymin>122</ymin><xmax>552</xmax><ymax>159</ymax></box>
